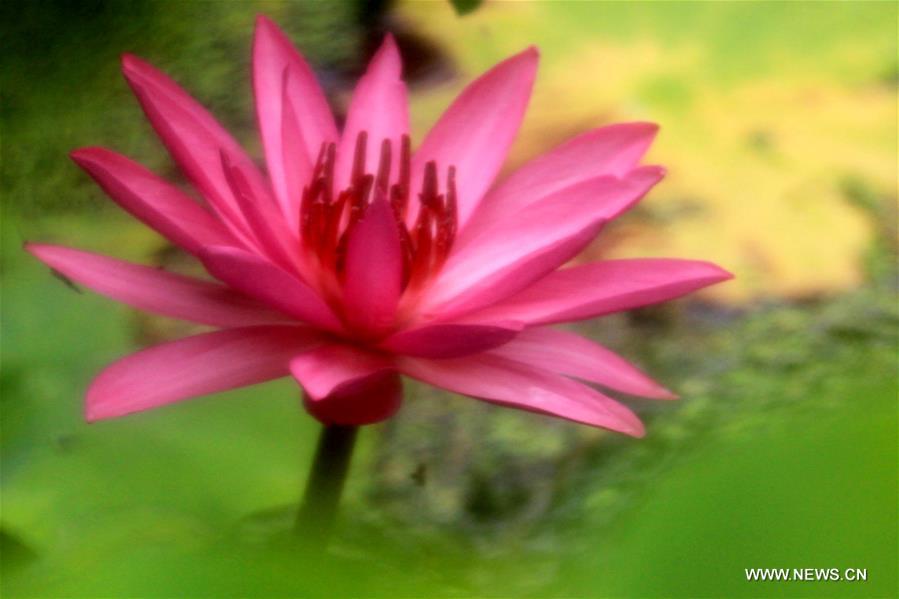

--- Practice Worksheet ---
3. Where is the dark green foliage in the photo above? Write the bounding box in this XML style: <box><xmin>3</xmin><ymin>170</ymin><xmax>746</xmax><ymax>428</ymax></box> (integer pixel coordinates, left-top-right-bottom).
<box><xmin>449</xmin><ymin>0</ymin><xmax>484</xmax><ymax>17</ymax></box>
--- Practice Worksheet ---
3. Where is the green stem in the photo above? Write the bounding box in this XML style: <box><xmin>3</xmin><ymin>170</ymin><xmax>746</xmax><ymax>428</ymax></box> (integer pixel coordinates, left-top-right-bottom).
<box><xmin>296</xmin><ymin>424</ymin><xmax>358</xmax><ymax>542</ymax></box>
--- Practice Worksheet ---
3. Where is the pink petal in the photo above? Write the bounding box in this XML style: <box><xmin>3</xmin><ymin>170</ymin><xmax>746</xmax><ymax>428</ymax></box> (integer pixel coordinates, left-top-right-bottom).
<box><xmin>336</xmin><ymin>34</ymin><xmax>409</xmax><ymax>190</ymax></box>
<box><xmin>70</xmin><ymin>147</ymin><xmax>233</xmax><ymax>255</ymax></box>
<box><xmin>342</xmin><ymin>198</ymin><xmax>403</xmax><ymax>337</ymax></box>
<box><xmin>381</xmin><ymin>320</ymin><xmax>522</xmax><ymax>359</ymax></box>
<box><xmin>253</xmin><ymin>16</ymin><xmax>338</xmax><ymax>223</ymax></box>
<box><xmin>476</xmin><ymin>122</ymin><xmax>659</xmax><ymax>223</ymax></box>
<box><xmin>491</xmin><ymin>327</ymin><xmax>676</xmax><ymax>399</ymax></box>
<box><xmin>476</xmin><ymin>259</ymin><xmax>734</xmax><ymax>325</ymax></box>
<box><xmin>460</xmin><ymin>164</ymin><xmax>664</xmax><ymax>248</ymax></box>
<box><xmin>219</xmin><ymin>150</ymin><xmax>301</xmax><ymax>273</ymax></box>
<box><xmin>279</xmin><ymin>75</ymin><xmax>313</xmax><ymax>233</ymax></box>
<box><xmin>410</xmin><ymin>48</ymin><xmax>538</xmax><ymax>229</ymax></box>
<box><xmin>290</xmin><ymin>344</ymin><xmax>401</xmax><ymax>426</ymax></box>
<box><xmin>398</xmin><ymin>354</ymin><xmax>645</xmax><ymax>436</ymax></box>
<box><xmin>26</xmin><ymin>244</ymin><xmax>289</xmax><ymax>328</ymax></box>
<box><xmin>420</xmin><ymin>220</ymin><xmax>603</xmax><ymax>321</ymax></box>
<box><xmin>199</xmin><ymin>245</ymin><xmax>343</xmax><ymax>332</ymax></box>
<box><xmin>87</xmin><ymin>325</ymin><xmax>322</xmax><ymax>421</ymax></box>
<box><xmin>121</xmin><ymin>54</ymin><xmax>267</xmax><ymax>240</ymax></box>
<box><xmin>421</xmin><ymin>168</ymin><xmax>663</xmax><ymax>318</ymax></box>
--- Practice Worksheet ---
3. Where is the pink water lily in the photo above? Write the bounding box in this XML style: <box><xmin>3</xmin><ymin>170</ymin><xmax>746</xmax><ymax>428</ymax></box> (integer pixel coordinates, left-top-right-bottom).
<box><xmin>27</xmin><ymin>16</ymin><xmax>731</xmax><ymax>437</ymax></box>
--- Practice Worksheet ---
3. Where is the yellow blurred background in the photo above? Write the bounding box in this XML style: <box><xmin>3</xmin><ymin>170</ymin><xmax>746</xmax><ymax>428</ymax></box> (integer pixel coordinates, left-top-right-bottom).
<box><xmin>397</xmin><ymin>1</ymin><xmax>896</xmax><ymax>302</ymax></box>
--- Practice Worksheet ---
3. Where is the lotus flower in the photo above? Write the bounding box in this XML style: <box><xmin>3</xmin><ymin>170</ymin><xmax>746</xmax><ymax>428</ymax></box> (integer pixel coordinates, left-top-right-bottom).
<box><xmin>27</xmin><ymin>16</ymin><xmax>731</xmax><ymax>437</ymax></box>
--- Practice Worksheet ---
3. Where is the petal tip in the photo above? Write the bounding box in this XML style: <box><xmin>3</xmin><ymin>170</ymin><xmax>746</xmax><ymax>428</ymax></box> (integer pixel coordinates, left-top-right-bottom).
<box><xmin>254</xmin><ymin>14</ymin><xmax>285</xmax><ymax>44</ymax></box>
<box><xmin>627</xmin><ymin>423</ymin><xmax>647</xmax><ymax>438</ymax></box>
<box><xmin>69</xmin><ymin>146</ymin><xmax>104</xmax><ymax>167</ymax></box>
<box><xmin>84</xmin><ymin>393</ymin><xmax>118</xmax><ymax>422</ymax></box>
<box><xmin>655</xmin><ymin>388</ymin><xmax>680</xmax><ymax>401</ymax></box>
<box><xmin>22</xmin><ymin>242</ymin><xmax>52</xmax><ymax>261</ymax></box>
<box><xmin>382</xmin><ymin>32</ymin><xmax>399</xmax><ymax>50</ymax></box>
<box><xmin>368</xmin><ymin>31</ymin><xmax>403</xmax><ymax>78</ymax></box>
<box><xmin>255</xmin><ymin>13</ymin><xmax>275</xmax><ymax>29</ymax></box>
<box><xmin>84</xmin><ymin>383</ymin><xmax>110</xmax><ymax>423</ymax></box>
<box><xmin>688</xmin><ymin>261</ymin><xmax>735</xmax><ymax>288</ymax></box>
<box><xmin>615</xmin><ymin>407</ymin><xmax>646</xmax><ymax>437</ymax></box>
<box><xmin>630</xmin><ymin>120</ymin><xmax>660</xmax><ymax>136</ymax></box>
<box><xmin>636</xmin><ymin>164</ymin><xmax>667</xmax><ymax>181</ymax></box>
<box><xmin>519</xmin><ymin>46</ymin><xmax>540</xmax><ymax>70</ymax></box>
<box><xmin>707</xmin><ymin>263</ymin><xmax>735</xmax><ymax>282</ymax></box>
<box><xmin>120</xmin><ymin>53</ymin><xmax>143</xmax><ymax>74</ymax></box>
<box><xmin>69</xmin><ymin>147</ymin><xmax>88</xmax><ymax>163</ymax></box>
<box><xmin>120</xmin><ymin>53</ymin><xmax>155</xmax><ymax>87</ymax></box>
<box><xmin>611</xmin><ymin>410</ymin><xmax>646</xmax><ymax>437</ymax></box>
<box><xmin>84</xmin><ymin>406</ymin><xmax>102</xmax><ymax>423</ymax></box>
<box><xmin>507</xmin><ymin>45</ymin><xmax>540</xmax><ymax>71</ymax></box>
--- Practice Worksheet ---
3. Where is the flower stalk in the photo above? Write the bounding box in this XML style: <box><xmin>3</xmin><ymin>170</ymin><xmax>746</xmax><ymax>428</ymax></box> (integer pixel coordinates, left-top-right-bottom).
<box><xmin>296</xmin><ymin>424</ymin><xmax>358</xmax><ymax>542</ymax></box>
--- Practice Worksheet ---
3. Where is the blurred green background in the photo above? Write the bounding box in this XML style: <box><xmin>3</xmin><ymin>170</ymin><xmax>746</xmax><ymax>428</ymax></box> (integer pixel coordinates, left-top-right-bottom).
<box><xmin>1</xmin><ymin>1</ymin><xmax>896</xmax><ymax>597</ymax></box>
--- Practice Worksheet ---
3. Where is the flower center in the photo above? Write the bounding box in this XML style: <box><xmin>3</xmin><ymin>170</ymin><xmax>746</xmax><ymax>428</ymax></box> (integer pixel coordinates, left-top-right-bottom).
<box><xmin>299</xmin><ymin>132</ymin><xmax>457</xmax><ymax>291</ymax></box>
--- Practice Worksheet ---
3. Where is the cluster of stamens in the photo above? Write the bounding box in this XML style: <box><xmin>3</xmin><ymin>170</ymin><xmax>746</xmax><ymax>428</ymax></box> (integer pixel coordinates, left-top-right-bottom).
<box><xmin>299</xmin><ymin>131</ymin><xmax>457</xmax><ymax>291</ymax></box>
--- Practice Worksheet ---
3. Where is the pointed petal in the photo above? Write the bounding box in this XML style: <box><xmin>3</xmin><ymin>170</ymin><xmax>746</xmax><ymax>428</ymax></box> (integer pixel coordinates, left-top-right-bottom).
<box><xmin>421</xmin><ymin>218</ymin><xmax>603</xmax><ymax>320</ymax></box>
<box><xmin>290</xmin><ymin>344</ymin><xmax>401</xmax><ymax>426</ymax></box>
<box><xmin>476</xmin><ymin>259</ymin><xmax>734</xmax><ymax>325</ymax></box>
<box><xmin>477</xmin><ymin>122</ymin><xmax>659</xmax><ymax>222</ymax></box>
<box><xmin>342</xmin><ymin>198</ymin><xmax>403</xmax><ymax>336</ymax></box>
<box><xmin>421</xmin><ymin>168</ymin><xmax>663</xmax><ymax>318</ymax></box>
<box><xmin>219</xmin><ymin>150</ymin><xmax>301</xmax><ymax>273</ymax></box>
<box><xmin>70</xmin><ymin>147</ymin><xmax>234</xmax><ymax>255</ymax></box>
<box><xmin>411</xmin><ymin>48</ymin><xmax>538</xmax><ymax>228</ymax></box>
<box><xmin>492</xmin><ymin>327</ymin><xmax>676</xmax><ymax>399</ymax></box>
<box><xmin>87</xmin><ymin>325</ymin><xmax>322</xmax><ymax>421</ymax></box>
<box><xmin>459</xmin><ymin>164</ymin><xmax>664</xmax><ymax>251</ymax></box>
<box><xmin>336</xmin><ymin>34</ymin><xmax>409</xmax><ymax>189</ymax></box>
<box><xmin>381</xmin><ymin>320</ymin><xmax>522</xmax><ymax>359</ymax></box>
<box><xmin>398</xmin><ymin>354</ymin><xmax>645</xmax><ymax>436</ymax></box>
<box><xmin>199</xmin><ymin>245</ymin><xmax>343</xmax><ymax>332</ymax></box>
<box><xmin>121</xmin><ymin>54</ymin><xmax>267</xmax><ymax>238</ymax></box>
<box><xmin>26</xmin><ymin>244</ymin><xmax>290</xmax><ymax>328</ymax></box>
<box><xmin>253</xmin><ymin>15</ymin><xmax>338</xmax><ymax>221</ymax></box>
<box><xmin>279</xmin><ymin>75</ymin><xmax>313</xmax><ymax>232</ymax></box>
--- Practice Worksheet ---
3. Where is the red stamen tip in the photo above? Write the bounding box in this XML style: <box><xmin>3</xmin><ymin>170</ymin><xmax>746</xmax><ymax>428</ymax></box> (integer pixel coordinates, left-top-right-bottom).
<box><xmin>300</xmin><ymin>131</ymin><xmax>457</xmax><ymax>290</ymax></box>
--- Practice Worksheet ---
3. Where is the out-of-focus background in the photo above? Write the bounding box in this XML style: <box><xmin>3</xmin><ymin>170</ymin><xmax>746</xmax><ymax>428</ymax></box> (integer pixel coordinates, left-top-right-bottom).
<box><xmin>1</xmin><ymin>1</ymin><xmax>896</xmax><ymax>597</ymax></box>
